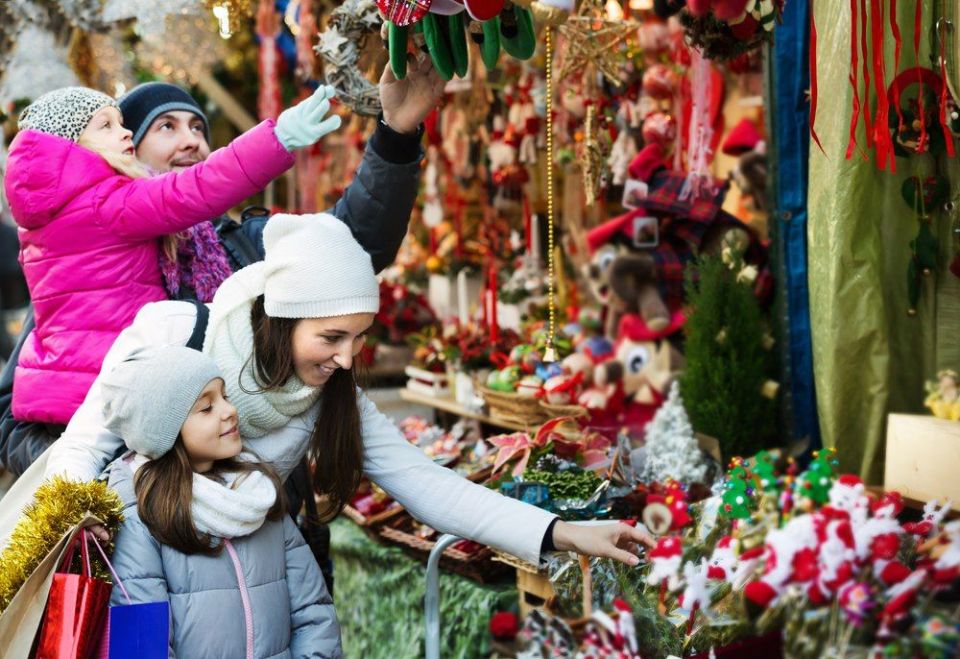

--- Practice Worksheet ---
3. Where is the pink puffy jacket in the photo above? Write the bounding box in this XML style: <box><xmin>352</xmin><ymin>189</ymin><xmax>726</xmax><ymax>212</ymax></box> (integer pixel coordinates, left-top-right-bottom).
<box><xmin>4</xmin><ymin>121</ymin><xmax>294</xmax><ymax>424</ymax></box>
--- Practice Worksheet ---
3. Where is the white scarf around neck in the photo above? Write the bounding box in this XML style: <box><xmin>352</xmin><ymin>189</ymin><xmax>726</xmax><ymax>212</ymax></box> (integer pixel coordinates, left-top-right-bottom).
<box><xmin>131</xmin><ymin>453</ymin><xmax>278</xmax><ymax>539</ymax></box>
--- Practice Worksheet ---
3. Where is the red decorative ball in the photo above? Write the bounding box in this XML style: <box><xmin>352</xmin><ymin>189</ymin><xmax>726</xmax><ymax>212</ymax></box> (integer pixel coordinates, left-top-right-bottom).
<box><xmin>489</xmin><ymin>611</ymin><xmax>519</xmax><ymax>640</ymax></box>
<box><xmin>641</xmin><ymin>112</ymin><xmax>677</xmax><ymax>148</ymax></box>
<box><xmin>642</xmin><ymin>64</ymin><xmax>678</xmax><ymax>100</ymax></box>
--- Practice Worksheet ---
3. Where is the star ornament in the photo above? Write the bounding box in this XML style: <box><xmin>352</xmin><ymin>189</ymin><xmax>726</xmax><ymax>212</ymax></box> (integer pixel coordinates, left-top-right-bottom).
<box><xmin>317</xmin><ymin>25</ymin><xmax>351</xmax><ymax>61</ymax></box>
<box><xmin>557</xmin><ymin>0</ymin><xmax>639</xmax><ymax>86</ymax></box>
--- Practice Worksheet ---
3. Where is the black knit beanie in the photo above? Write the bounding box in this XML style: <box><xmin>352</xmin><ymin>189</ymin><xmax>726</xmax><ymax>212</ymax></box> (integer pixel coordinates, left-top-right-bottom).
<box><xmin>118</xmin><ymin>82</ymin><xmax>210</xmax><ymax>147</ymax></box>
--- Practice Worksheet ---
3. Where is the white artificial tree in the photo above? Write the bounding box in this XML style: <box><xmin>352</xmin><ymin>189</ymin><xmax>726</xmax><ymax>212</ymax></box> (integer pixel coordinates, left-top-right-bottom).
<box><xmin>639</xmin><ymin>381</ymin><xmax>707</xmax><ymax>485</ymax></box>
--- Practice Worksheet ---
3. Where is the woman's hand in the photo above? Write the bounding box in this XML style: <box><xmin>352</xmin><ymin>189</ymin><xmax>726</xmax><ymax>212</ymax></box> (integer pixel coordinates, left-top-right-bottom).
<box><xmin>551</xmin><ymin>520</ymin><xmax>654</xmax><ymax>566</ymax></box>
<box><xmin>379</xmin><ymin>57</ymin><xmax>446</xmax><ymax>135</ymax></box>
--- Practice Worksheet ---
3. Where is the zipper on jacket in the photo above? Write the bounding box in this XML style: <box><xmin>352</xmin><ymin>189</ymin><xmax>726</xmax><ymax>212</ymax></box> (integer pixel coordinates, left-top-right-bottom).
<box><xmin>224</xmin><ymin>539</ymin><xmax>255</xmax><ymax>659</ymax></box>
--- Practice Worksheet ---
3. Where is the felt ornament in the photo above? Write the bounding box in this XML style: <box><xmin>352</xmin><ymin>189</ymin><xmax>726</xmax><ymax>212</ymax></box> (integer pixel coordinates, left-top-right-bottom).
<box><xmin>678</xmin><ymin>558</ymin><xmax>711</xmax><ymax>635</ymax></box>
<box><xmin>646</xmin><ymin>535</ymin><xmax>684</xmax><ymax>609</ymax></box>
<box><xmin>706</xmin><ymin>536</ymin><xmax>738</xmax><ymax>581</ymax></box>
<box><xmin>377</xmin><ymin>0</ymin><xmax>434</xmax><ymax>26</ymax></box>
<box><xmin>499</xmin><ymin>2</ymin><xmax>536</xmax><ymax>61</ymax></box>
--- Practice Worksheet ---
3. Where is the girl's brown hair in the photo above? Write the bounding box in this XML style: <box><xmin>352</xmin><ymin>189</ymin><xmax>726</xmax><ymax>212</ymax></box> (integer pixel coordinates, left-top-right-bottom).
<box><xmin>77</xmin><ymin>136</ymin><xmax>181</xmax><ymax>261</ymax></box>
<box><xmin>134</xmin><ymin>442</ymin><xmax>285</xmax><ymax>556</ymax></box>
<box><xmin>249</xmin><ymin>295</ymin><xmax>364</xmax><ymax>521</ymax></box>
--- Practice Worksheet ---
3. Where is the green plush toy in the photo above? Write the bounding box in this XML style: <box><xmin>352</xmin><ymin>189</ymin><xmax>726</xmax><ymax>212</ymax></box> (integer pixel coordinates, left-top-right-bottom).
<box><xmin>499</xmin><ymin>3</ymin><xmax>536</xmax><ymax>60</ymax></box>
<box><xmin>477</xmin><ymin>18</ymin><xmax>501</xmax><ymax>70</ymax></box>
<box><xmin>388</xmin><ymin>22</ymin><xmax>409</xmax><ymax>80</ymax></box>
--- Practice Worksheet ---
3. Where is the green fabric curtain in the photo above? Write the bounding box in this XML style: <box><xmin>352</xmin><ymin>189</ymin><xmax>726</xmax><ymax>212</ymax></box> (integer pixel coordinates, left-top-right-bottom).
<box><xmin>330</xmin><ymin>519</ymin><xmax>516</xmax><ymax>658</ymax></box>
<box><xmin>808</xmin><ymin>0</ymin><xmax>960</xmax><ymax>482</ymax></box>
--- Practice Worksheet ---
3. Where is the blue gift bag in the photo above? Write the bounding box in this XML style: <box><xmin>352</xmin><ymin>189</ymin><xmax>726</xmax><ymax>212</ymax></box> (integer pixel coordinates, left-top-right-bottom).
<box><xmin>108</xmin><ymin>601</ymin><xmax>169</xmax><ymax>659</ymax></box>
<box><xmin>88</xmin><ymin>531</ymin><xmax>170</xmax><ymax>659</ymax></box>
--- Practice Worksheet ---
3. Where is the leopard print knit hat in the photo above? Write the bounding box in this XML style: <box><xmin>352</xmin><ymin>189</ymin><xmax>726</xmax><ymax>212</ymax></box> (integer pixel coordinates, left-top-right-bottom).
<box><xmin>18</xmin><ymin>87</ymin><xmax>117</xmax><ymax>143</ymax></box>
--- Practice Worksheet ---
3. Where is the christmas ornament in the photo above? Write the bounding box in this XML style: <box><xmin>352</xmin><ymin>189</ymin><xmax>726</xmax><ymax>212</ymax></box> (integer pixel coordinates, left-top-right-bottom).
<box><xmin>315</xmin><ymin>0</ymin><xmax>382</xmax><ymax>116</ymax></box>
<box><xmin>557</xmin><ymin>0</ymin><xmax>639</xmax><ymax>87</ymax></box>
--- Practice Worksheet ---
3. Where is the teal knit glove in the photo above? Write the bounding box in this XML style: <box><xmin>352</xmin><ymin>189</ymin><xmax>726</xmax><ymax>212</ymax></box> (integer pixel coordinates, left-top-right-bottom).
<box><xmin>274</xmin><ymin>85</ymin><xmax>342</xmax><ymax>151</ymax></box>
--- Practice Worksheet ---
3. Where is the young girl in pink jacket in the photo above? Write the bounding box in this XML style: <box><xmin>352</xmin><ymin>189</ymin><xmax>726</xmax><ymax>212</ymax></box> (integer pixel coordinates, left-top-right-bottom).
<box><xmin>4</xmin><ymin>85</ymin><xmax>340</xmax><ymax>427</ymax></box>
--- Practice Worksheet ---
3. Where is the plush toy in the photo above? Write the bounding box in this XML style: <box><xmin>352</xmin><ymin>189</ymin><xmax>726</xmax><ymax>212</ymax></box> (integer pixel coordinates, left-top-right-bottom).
<box><xmin>904</xmin><ymin>499</ymin><xmax>953</xmax><ymax>538</ymax></box>
<box><xmin>646</xmin><ymin>536</ymin><xmax>684</xmax><ymax>592</ymax></box>
<box><xmin>588</xmin><ymin>312</ymin><xmax>685</xmax><ymax>435</ymax></box>
<box><xmin>706</xmin><ymin>536</ymin><xmax>739</xmax><ymax>581</ymax></box>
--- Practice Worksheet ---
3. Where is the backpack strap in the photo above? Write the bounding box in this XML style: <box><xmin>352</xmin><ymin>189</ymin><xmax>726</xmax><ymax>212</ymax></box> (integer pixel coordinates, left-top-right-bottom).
<box><xmin>186</xmin><ymin>299</ymin><xmax>210</xmax><ymax>351</ymax></box>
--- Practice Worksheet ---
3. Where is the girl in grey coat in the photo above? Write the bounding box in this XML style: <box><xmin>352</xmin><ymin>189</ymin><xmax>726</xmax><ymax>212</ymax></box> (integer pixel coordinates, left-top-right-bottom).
<box><xmin>102</xmin><ymin>346</ymin><xmax>341</xmax><ymax>659</ymax></box>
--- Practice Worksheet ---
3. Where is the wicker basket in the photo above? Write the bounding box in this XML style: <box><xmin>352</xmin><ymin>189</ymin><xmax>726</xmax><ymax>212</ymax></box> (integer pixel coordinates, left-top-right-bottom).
<box><xmin>378</xmin><ymin>515</ymin><xmax>512</xmax><ymax>583</ymax></box>
<box><xmin>480</xmin><ymin>387</ymin><xmax>546</xmax><ymax>427</ymax></box>
<box><xmin>341</xmin><ymin>501</ymin><xmax>405</xmax><ymax>538</ymax></box>
<box><xmin>539</xmin><ymin>401</ymin><xmax>589</xmax><ymax>420</ymax></box>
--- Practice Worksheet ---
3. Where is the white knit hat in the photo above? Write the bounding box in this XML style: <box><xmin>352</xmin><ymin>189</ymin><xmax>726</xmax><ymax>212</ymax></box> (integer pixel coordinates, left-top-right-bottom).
<box><xmin>261</xmin><ymin>213</ymin><xmax>380</xmax><ymax>318</ymax></box>
<box><xmin>102</xmin><ymin>347</ymin><xmax>223</xmax><ymax>459</ymax></box>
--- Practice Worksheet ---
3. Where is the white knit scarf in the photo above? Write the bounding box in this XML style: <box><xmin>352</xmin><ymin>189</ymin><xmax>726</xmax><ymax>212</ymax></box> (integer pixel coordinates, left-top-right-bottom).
<box><xmin>202</xmin><ymin>262</ymin><xmax>322</xmax><ymax>438</ymax></box>
<box><xmin>131</xmin><ymin>453</ymin><xmax>278</xmax><ymax>539</ymax></box>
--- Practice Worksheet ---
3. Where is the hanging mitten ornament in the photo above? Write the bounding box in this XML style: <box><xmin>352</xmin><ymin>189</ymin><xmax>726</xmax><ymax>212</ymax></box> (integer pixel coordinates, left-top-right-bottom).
<box><xmin>499</xmin><ymin>1</ymin><xmax>537</xmax><ymax>60</ymax></box>
<box><xmin>902</xmin><ymin>175</ymin><xmax>948</xmax><ymax>315</ymax></box>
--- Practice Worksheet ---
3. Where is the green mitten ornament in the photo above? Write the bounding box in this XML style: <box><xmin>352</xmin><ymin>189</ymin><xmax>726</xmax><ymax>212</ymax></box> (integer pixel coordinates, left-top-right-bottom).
<box><xmin>499</xmin><ymin>3</ymin><xmax>536</xmax><ymax>60</ymax></box>
<box><xmin>448</xmin><ymin>12</ymin><xmax>470</xmax><ymax>78</ymax></box>
<box><xmin>388</xmin><ymin>22</ymin><xmax>409</xmax><ymax>80</ymax></box>
<box><xmin>907</xmin><ymin>222</ymin><xmax>938</xmax><ymax>315</ymax></box>
<box><xmin>468</xmin><ymin>18</ymin><xmax>501</xmax><ymax>70</ymax></box>
<box><xmin>422</xmin><ymin>13</ymin><xmax>455</xmax><ymax>80</ymax></box>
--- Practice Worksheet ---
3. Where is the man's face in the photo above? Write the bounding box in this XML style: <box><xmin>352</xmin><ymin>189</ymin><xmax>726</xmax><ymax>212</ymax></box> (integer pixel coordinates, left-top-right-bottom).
<box><xmin>134</xmin><ymin>110</ymin><xmax>210</xmax><ymax>173</ymax></box>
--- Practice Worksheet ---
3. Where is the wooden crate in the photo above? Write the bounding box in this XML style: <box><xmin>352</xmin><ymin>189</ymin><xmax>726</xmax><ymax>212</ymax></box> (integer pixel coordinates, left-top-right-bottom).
<box><xmin>884</xmin><ymin>414</ymin><xmax>960</xmax><ymax>511</ymax></box>
<box><xmin>516</xmin><ymin>569</ymin><xmax>556</xmax><ymax>618</ymax></box>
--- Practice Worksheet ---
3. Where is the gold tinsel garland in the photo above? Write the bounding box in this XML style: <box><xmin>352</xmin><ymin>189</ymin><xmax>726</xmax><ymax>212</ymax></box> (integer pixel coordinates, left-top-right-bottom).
<box><xmin>0</xmin><ymin>477</ymin><xmax>124</xmax><ymax>613</ymax></box>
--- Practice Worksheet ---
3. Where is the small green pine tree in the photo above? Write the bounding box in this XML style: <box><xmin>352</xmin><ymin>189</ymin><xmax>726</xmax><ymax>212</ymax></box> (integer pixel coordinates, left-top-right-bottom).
<box><xmin>680</xmin><ymin>254</ymin><xmax>775</xmax><ymax>458</ymax></box>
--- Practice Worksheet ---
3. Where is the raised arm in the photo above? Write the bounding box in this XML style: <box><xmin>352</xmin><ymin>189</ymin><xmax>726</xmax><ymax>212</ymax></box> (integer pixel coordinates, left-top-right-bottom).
<box><xmin>45</xmin><ymin>301</ymin><xmax>197</xmax><ymax>481</ymax></box>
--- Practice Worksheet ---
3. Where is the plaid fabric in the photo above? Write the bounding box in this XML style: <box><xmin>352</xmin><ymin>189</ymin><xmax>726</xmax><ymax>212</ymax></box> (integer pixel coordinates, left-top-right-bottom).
<box><xmin>635</xmin><ymin>170</ymin><xmax>729</xmax><ymax>223</ymax></box>
<box><xmin>377</xmin><ymin>0</ymin><xmax>431</xmax><ymax>26</ymax></box>
<box><xmin>651</xmin><ymin>210</ymin><xmax>747</xmax><ymax>310</ymax></box>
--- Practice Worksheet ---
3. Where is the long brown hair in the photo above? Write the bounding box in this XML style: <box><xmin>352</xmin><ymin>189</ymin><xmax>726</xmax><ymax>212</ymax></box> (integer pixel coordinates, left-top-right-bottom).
<box><xmin>249</xmin><ymin>295</ymin><xmax>364</xmax><ymax>521</ymax></box>
<box><xmin>77</xmin><ymin>136</ymin><xmax>181</xmax><ymax>260</ymax></box>
<box><xmin>134</xmin><ymin>441</ymin><xmax>286</xmax><ymax>556</ymax></box>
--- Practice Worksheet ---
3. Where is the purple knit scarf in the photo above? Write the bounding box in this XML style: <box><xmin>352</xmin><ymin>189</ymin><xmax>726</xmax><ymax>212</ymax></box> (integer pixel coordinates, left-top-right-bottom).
<box><xmin>159</xmin><ymin>222</ymin><xmax>233</xmax><ymax>303</ymax></box>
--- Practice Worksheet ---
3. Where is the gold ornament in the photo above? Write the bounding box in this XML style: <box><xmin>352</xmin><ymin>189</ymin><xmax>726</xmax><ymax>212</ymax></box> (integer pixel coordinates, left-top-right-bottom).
<box><xmin>203</xmin><ymin>0</ymin><xmax>256</xmax><ymax>36</ymax></box>
<box><xmin>543</xmin><ymin>25</ymin><xmax>558</xmax><ymax>363</ymax></box>
<box><xmin>557</xmin><ymin>0</ymin><xmax>638</xmax><ymax>87</ymax></box>
<box><xmin>0</xmin><ymin>477</ymin><xmax>124</xmax><ymax>612</ymax></box>
<box><xmin>580</xmin><ymin>103</ymin><xmax>610</xmax><ymax>206</ymax></box>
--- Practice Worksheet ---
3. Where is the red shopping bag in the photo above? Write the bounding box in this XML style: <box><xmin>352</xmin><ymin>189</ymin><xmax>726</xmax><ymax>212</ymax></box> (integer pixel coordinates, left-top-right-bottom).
<box><xmin>35</xmin><ymin>529</ymin><xmax>112</xmax><ymax>659</ymax></box>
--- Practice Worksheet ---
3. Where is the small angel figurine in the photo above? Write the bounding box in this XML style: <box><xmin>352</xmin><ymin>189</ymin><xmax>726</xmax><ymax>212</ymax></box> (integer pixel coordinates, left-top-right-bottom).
<box><xmin>925</xmin><ymin>369</ymin><xmax>960</xmax><ymax>421</ymax></box>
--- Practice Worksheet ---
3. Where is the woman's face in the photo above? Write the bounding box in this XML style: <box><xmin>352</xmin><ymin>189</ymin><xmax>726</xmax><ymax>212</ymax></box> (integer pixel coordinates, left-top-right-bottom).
<box><xmin>180</xmin><ymin>378</ymin><xmax>241</xmax><ymax>473</ymax></box>
<box><xmin>291</xmin><ymin>313</ymin><xmax>375</xmax><ymax>387</ymax></box>
<box><xmin>78</xmin><ymin>106</ymin><xmax>134</xmax><ymax>157</ymax></box>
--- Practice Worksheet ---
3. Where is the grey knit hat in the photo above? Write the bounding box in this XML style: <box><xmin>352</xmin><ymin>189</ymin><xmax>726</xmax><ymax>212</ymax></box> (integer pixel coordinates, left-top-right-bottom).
<box><xmin>102</xmin><ymin>347</ymin><xmax>223</xmax><ymax>459</ymax></box>
<box><xmin>18</xmin><ymin>87</ymin><xmax>118</xmax><ymax>143</ymax></box>
<box><xmin>261</xmin><ymin>213</ymin><xmax>381</xmax><ymax>319</ymax></box>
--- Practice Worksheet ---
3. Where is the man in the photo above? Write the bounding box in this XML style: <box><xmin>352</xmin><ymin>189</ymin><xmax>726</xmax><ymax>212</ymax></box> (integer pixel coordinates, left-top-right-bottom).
<box><xmin>120</xmin><ymin>61</ymin><xmax>443</xmax><ymax>275</ymax></box>
<box><xmin>0</xmin><ymin>61</ymin><xmax>444</xmax><ymax>476</ymax></box>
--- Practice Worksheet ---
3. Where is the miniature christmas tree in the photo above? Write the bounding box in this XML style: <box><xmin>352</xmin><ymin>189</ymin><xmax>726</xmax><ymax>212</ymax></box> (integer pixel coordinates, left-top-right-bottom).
<box><xmin>750</xmin><ymin>451</ymin><xmax>780</xmax><ymax>495</ymax></box>
<box><xmin>639</xmin><ymin>382</ymin><xmax>708</xmax><ymax>486</ymax></box>
<box><xmin>719</xmin><ymin>458</ymin><xmax>754</xmax><ymax>519</ymax></box>
<box><xmin>680</xmin><ymin>253</ymin><xmax>776</xmax><ymax>458</ymax></box>
<box><xmin>793</xmin><ymin>448</ymin><xmax>838</xmax><ymax>507</ymax></box>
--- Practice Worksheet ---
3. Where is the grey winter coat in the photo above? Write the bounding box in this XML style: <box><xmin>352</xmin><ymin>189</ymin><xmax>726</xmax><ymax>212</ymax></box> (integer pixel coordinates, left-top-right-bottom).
<box><xmin>107</xmin><ymin>459</ymin><xmax>342</xmax><ymax>659</ymax></box>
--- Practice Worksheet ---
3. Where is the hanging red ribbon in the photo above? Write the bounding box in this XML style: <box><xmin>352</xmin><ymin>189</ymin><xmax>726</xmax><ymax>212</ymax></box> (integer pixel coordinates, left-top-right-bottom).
<box><xmin>889</xmin><ymin>0</ymin><xmax>904</xmax><ymax>135</ymax></box>
<box><xmin>522</xmin><ymin>193</ymin><xmax>532</xmax><ymax>253</ymax></box>
<box><xmin>938</xmin><ymin>26</ymin><xmax>957</xmax><ymax>157</ymax></box>
<box><xmin>256</xmin><ymin>0</ymin><xmax>283</xmax><ymax>122</ymax></box>
<box><xmin>809</xmin><ymin>3</ymin><xmax>826</xmax><ymax>155</ymax></box>
<box><xmin>870</xmin><ymin>0</ymin><xmax>894</xmax><ymax>172</ymax></box>
<box><xmin>846</xmin><ymin>0</ymin><xmax>862</xmax><ymax>159</ymax></box>
<box><xmin>487</xmin><ymin>262</ymin><xmax>499</xmax><ymax>343</ymax></box>
<box><xmin>914</xmin><ymin>0</ymin><xmax>927</xmax><ymax>152</ymax></box>
<box><xmin>860</xmin><ymin>0</ymin><xmax>873</xmax><ymax>148</ymax></box>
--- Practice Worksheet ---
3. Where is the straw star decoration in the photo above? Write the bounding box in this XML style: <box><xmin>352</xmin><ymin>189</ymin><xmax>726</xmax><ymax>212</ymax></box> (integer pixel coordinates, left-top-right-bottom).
<box><xmin>558</xmin><ymin>0</ymin><xmax>638</xmax><ymax>86</ymax></box>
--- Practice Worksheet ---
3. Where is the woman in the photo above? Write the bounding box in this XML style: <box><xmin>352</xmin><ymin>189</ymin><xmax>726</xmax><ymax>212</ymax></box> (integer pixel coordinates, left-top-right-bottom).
<box><xmin>47</xmin><ymin>213</ymin><xmax>651</xmax><ymax>566</ymax></box>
